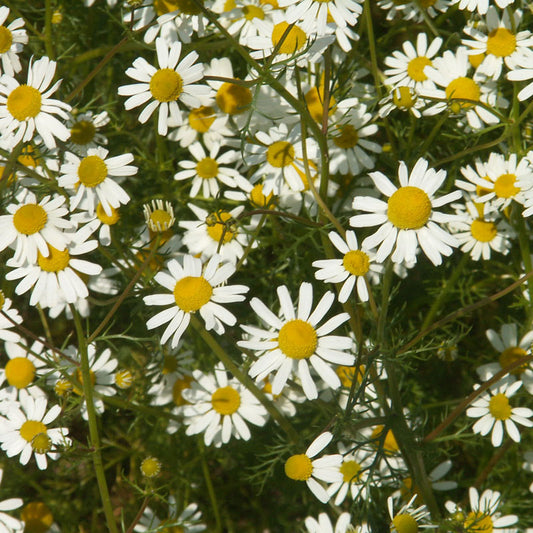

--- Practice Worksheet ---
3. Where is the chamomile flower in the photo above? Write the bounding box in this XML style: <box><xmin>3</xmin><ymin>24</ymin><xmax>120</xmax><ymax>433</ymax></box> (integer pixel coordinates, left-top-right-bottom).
<box><xmin>507</xmin><ymin>50</ymin><xmax>533</xmax><ymax>101</ymax></box>
<box><xmin>143</xmin><ymin>199</ymin><xmax>175</xmax><ymax>233</ymax></box>
<box><xmin>450</xmin><ymin>0</ymin><xmax>513</xmax><ymax>15</ymax></box>
<box><xmin>0</xmin><ymin>6</ymin><xmax>28</xmax><ymax>77</ymax></box>
<box><xmin>388</xmin><ymin>495</ymin><xmax>434</xmax><ymax>531</ymax></box>
<box><xmin>0</xmin><ymin>293</ymin><xmax>22</xmax><ymax>343</ymax></box>
<box><xmin>0</xmin><ymin>468</ymin><xmax>23</xmax><ymax>533</ymax></box>
<box><xmin>58</xmin><ymin>147</ymin><xmax>136</xmax><ymax>216</ymax></box>
<box><xmin>66</xmin><ymin>110</ymin><xmax>110</xmax><ymax>154</ymax></box>
<box><xmin>144</xmin><ymin>254</ymin><xmax>249</xmax><ymax>347</ymax></box>
<box><xmin>0</xmin><ymin>190</ymin><xmax>74</xmax><ymax>264</ymax></box>
<box><xmin>466</xmin><ymin>377</ymin><xmax>533</xmax><ymax>447</ymax></box>
<box><xmin>350</xmin><ymin>158</ymin><xmax>461</xmax><ymax>266</ymax></box>
<box><xmin>0</xmin><ymin>390</ymin><xmax>70</xmax><ymax>470</ymax></box>
<box><xmin>181</xmin><ymin>364</ymin><xmax>268</xmax><ymax>447</ymax></box>
<box><xmin>118</xmin><ymin>37</ymin><xmax>209</xmax><ymax>135</ymax></box>
<box><xmin>0</xmin><ymin>55</ymin><xmax>71</xmax><ymax>149</ymax></box>
<box><xmin>312</xmin><ymin>230</ymin><xmax>382</xmax><ymax>303</ymax></box>
<box><xmin>304</xmin><ymin>512</ymin><xmax>352</xmax><ymax>533</ymax></box>
<box><xmin>284</xmin><ymin>431</ymin><xmax>342</xmax><ymax>503</ymax></box>
<box><xmin>378</xmin><ymin>86</ymin><xmax>426</xmax><ymax>119</ymax></box>
<box><xmin>238</xmin><ymin>282</ymin><xmax>355</xmax><ymax>400</ymax></box>
<box><xmin>134</xmin><ymin>497</ymin><xmax>206</xmax><ymax>533</ymax></box>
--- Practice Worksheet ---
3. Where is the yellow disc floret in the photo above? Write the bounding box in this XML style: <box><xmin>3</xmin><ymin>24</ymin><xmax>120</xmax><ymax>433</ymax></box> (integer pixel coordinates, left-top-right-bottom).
<box><xmin>387</xmin><ymin>186</ymin><xmax>432</xmax><ymax>230</ymax></box>
<box><xmin>0</xmin><ymin>25</ymin><xmax>13</xmax><ymax>54</ymax></box>
<box><xmin>7</xmin><ymin>85</ymin><xmax>42</xmax><ymax>121</ymax></box>
<box><xmin>20</xmin><ymin>420</ymin><xmax>47</xmax><ymax>443</ymax></box>
<box><xmin>150</xmin><ymin>68</ymin><xmax>183</xmax><ymax>102</ymax></box>
<box><xmin>96</xmin><ymin>202</ymin><xmax>120</xmax><ymax>225</ymax></box>
<box><xmin>392</xmin><ymin>513</ymin><xmax>418</xmax><ymax>533</ymax></box>
<box><xmin>343</xmin><ymin>250</ymin><xmax>370</xmax><ymax>276</ymax></box>
<box><xmin>488</xmin><ymin>393</ymin><xmax>512</xmax><ymax>420</ymax></box>
<box><xmin>31</xmin><ymin>433</ymin><xmax>52</xmax><ymax>454</ymax></box>
<box><xmin>21</xmin><ymin>502</ymin><xmax>54</xmax><ymax>533</ymax></box>
<box><xmin>445</xmin><ymin>77</ymin><xmax>480</xmax><ymax>108</ymax></box>
<box><xmin>393</xmin><ymin>86</ymin><xmax>416</xmax><ymax>109</ymax></box>
<box><xmin>333</xmin><ymin>124</ymin><xmax>359</xmax><ymax>149</ymax></box>
<box><xmin>486</xmin><ymin>28</ymin><xmax>516</xmax><ymax>57</ymax></box>
<box><xmin>407</xmin><ymin>56</ymin><xmax>431</xmax><ymax>82</ymax></box>
<box><xmin>271</xmin><ymin>21</ymin><xmax>307</xmax><ymax>54</ymax></box>
<box><xmin>5</xmin><ymin>357</ymin><xmax>36</xmax><ymax>389</ymax></box>
<box><xmin>243</xmin><ymin>4</ymin><xmax>265</xmax><ymax>20</ymax></box>
<box><xmin>216</xmin><ymin>82</ymin><xmax>252</xmax><ymax>115</ymax></box>
<box><xmin>211</xmin><ymin>386</ymin><xmax>241</xmax><ymax>415</ymax></box>
<box><xmin>493</xmin><ymin>173</ymin><xmax>519</xmax><ymax>199</ymax></box>
<box><xmin>206</xmin><ymin>211</ymin><xmax>236</xmax><ymax>243</ymax></box>
<box><xmin>173</xmin><ymin>276</ymin><xmax>212</xmax><ymax>312</ymax></box>
<box><xmin>470</xmin><ymin>219</ymin><xmax>497</xmax><ymax>243</ymax></box>
<box><xmin>278</xmin><ymin>319</ymin><xmax>318</xmax><ymax>360</ymax></box>
<box><xmin>464</xmin><ymin>511</ymin><xmax>494</xmax><ymax>533</ymax></box>
<box><xmin>37</xmin><ymin>246</ymin><xmax>70</xmax><ymax>272</ymax></box>
<box><xmin>140</xmin><ymin>456</ymin><xmax>161</xmax><ymax>478</ymax></box>
<box><xmin>196</xmin><ymin>157</ymin><xmax>219</xmax><ymax>179</ymax></box>
<box><xmin>284</xmin><ymin>453</ymin><xmax>313</xmax><ymax>480</ymax></box>
<box><xmin>189</xmin><ymin>106</ymin><xmax>216</xmax><ymax>132</ymax></box>
<box><xmin>340</xmin><ymin>460</ymin><xmax>362</xmax><ymax>483</ymax></box>
<box><xmin>499</xmin><ymin>346</ymin><xmax>529</xmax><ymax>375</ymax></box>
<box><xmin>13</xmin><ymin>203</ymin><xmax>47</xmax><ymax>235</ymax></box>
<box><xmin>266</xmin><ymin>141</ymin><xmax>295</xmax><ymax>168</ymax></box>
<box><xmin>305</xmin><ymin>86</ymin><xmax>336</xmax><ymax>123</ymax></box>
<box><xmin>70</xmin><ymin>119</ymin><xmax>96</xmax><ymax>146</ymax></box>
<box><xmin>78</xmin><ymin>155</ymin><xmax>108</xmax><ymax>188</ymax></box>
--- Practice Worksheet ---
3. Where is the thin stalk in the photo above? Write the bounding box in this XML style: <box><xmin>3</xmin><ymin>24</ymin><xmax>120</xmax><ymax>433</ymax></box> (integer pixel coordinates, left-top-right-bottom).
<box><xmin>200</xmin><ymin>443</ymin><xmax>223</xmax><ymax>533</ymax></box>
<box><xmin>514</xmin><ymin>206</ymin><xmax>533</xmax><ymax>324</ymax></box>
<box><xmin>417</xmin><ymin>112</ymin><xmax>448</xmax><ymax>160</ymax></box>
<box><xmin>44</xmin><ymin>0</ymin><xmax>54</xmax><ymax>59</ymax></box>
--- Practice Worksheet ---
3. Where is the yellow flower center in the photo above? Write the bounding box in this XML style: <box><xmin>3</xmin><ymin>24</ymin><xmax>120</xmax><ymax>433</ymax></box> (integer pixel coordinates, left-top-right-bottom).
<box><xmin>305</xmin><ymin>86</ymin><xmax>336</xmax><ymax>123</ymax></box>
<box><xmin>188</xmin><ymin>106</ymin><xmax>216</xmax><ymax>132</ymax></box>
<box><xmin>5</xmin><ymin>357</ymin><xmax>36</xmax><ymax>389</ymax></box>
<box><xmin>54</xmin><ymin>379</ymin><xmax>72</xmax><ymax>397</ymax></box>
<box><xmin>499</xmin><ymin>346</ymin><xmax>529</xmax><ymax>375</ymax></box>
<box><xmin>206</xmin><ymin>211</ymin><xmax>236</xmax><ymax>244</ymax></box>
<box><xmin>73</xmin><ymin>368</ymin><xmax>96</xmax><ymax>396</ymax></box>
<box><xmin>266</xmin><ymin>140</ymin><xmax>295</xmax><ymax>168</ymax></box>
<box><xmin>271</xmin><ymin>21</ymin><xmax>307</xmax><ymax>55</ymax></box>
<box><xmin>37</xmin><ymin>246</ymin><xmax>70</xmax><ymax>272</ymax></box>
<box><xmin>115</xmin><ymin>369</ymin><xmax>133</xmax><ymax>389</ymax></box>
<box><xmin>21</xmin><ymin>502</ymin><xmax>54</xmax><ymax>533</ymax></box>
<box><xmin>333</xmin><ymin>124</ymin><xmax>359</xmax><ymax>149</ymax></box>
<box><xmin>387</xmin><ymin>186</ymin><xmax>431</xmax><ymax>230</ymax></box>
<box><xmin>470</xmin><ymin>218</ymin><xmax>497</xmax><ymax>243</ymax></box>
<box><xmin>172</xmin><ymin>375</ymin><xmax>193</xmax><ymax>406</ymax></box>
<box><xmin>173</xmin><ymin>276</ymin><xmax>212</xmax><ymax>312</ymax></box>
<box><xmin>96</xmin><ymin>202</ymin><xmax>120</xmax><ymax>225</ymax></box>
<box><xmin>216</xmin><ymin>82</ymin><xmax>252</xmax><ymax>115</ymax></box>
<box><xmin>140</xmin><ymin>457</ymin><xmax>161</xmax><ymax>478</ymax></box>
<box><xmin>0</xmin><ymin>290</ymin><xmax>4</xmax><ymax>310</ymax></box>
<box><xmin>148</xmin><ymin>209</ymin><xmax>173</xmax><ymax>231</ymax></box>
<box><xmin>340</xmin><ymin>460</ymin><xmax>362</xmax><ymax>483</ymax></box>
<box><xmin>154</xmin><ymin>0</ymin><xmax>203</xmax><ymax>15</ymax></box>
<box><xmin>445</xmin><ymin>77</ymin><xmax>480</xmax><ymax>108</ymax></box>
<box><xmin>407</xmin><ymin>56</ymin><xmax>431</xmax><ymax>82</ymax></box>
<box><xmin>13</xmin><ymin>203</ymin><xmax>48</xmax><ymax>235</ymax></box>
<box><xmin>284</xmin><ymin>453</ymin><xmax>313</xmax><ymax>480</ymax></box>
<box><xmin>242</xmin><ymin>4</ymin><xmax>265</xmax><ymax>20</ymax></box>
<box><xmin>464</xmin><ymin>511</ymin><xmax>493</xmax><ymax>533</ymax></box>
<box><xmin>371</xmin><ymin>425</ymin><xmax>399</xmax><ymax>455</ymax></box>
<box><xmin>469</xmin><ymin>53</ymin><xmax>486</xmax><ymax>69</ymax></box>
<box><xmin>419</xmin><ymin>0</ymin><xmax>437</xmax><ymax>6</ymax></box>
<box><xmin>150</xmin><ymin>68</ymin><xmax>183</xmax><ymax>102</ymax></box>
<box><xmin>196</xmin><ymin>157</ymin><xmax>219</xmax><ymax>179</ymax></box>
<box><xmin>163</xmin><ymin>355</ymin><xmax>178</xmax><ymax>374</ymax></box>
<box><xmin>393</xmin><ymin>86</ymin><xmax>416</xmax><ymax>109</ymax></box>
<box><xmin>160</xmin><ymin>521</ymin><xmax>185</xmax><ymax>533</ymax></box>
<box><xmin>486</xmin><ymin>27</ymin><xmax>516</xmax><ymax>57</ymax></box>
<box><xmin>250</xmin><ymin>183</ymin><xmax>275</xmax><ymax>208</ymax></box>
<box><xmin>278</xmin><ymin>319</ymin><xmax>317</xmax><ymax>360</ymax></box>
<box><xmin>20</xmin><ymin>420</ymin><xmax>47</xmax><ymax>443</ymax></box>
<box><xmin>70</xmin><ymin>119</ymin><xmax>96</xmax><ymax>145</ymax></box>
<box><xmin>493</xmin><ymin>173</ymin><xmax>518</xmax><ymax>199</ymax></box>
<box><xmin>343</xmin><ymin>250</ymin><xmax>370</xmax><ymax>276</ymax></box>
<box><xmin>31</xmin><ymin>433</ymin><xmax>51</xmax><ymax>454</ymax></box>
<box><xmin>0</xmin><ymin>25</ymin><xmax>13</xmax><ymax>53</ymax></box>
<box><xmin>211</xmin><ymin>386</ymin><xmax>241</xmax><ymax>415</ymax></box>
<box><xmin>488</xmin><ymin>393</ymin><xmax>512</xmax><ymax>420</ymax></box>
<box><xmin>336</xmin><ymin>365</ymin><xmax>364</xmax><ymax>387</ymax></box>
<box><xmin>18</xmin><ymin>145</ymin><xmax>38</xmax><ymax>168</ymax></box>
<box><xmin>392</xmin><ymin>514</ymin><xmax>418</xmax><ymax>533</ymax></box>
<box><xmin>78</xmin><ymin>155</ymin><xmax>108</xmax><ymax>188</ymax></box>
<box><xmin>7</xmin><ymin>85</ymin><xmax>42</xmax><ymax>121</ymax></box>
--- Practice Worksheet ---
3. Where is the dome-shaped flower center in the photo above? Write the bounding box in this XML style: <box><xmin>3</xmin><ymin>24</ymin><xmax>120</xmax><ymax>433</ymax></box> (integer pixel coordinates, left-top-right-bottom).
<box><xmin>37</xmin><ymin>246</ymin><xmax>70</xmax><ymax>272</ymax></box>
<box><xmin>13</xmin><ymin>203</ymin><xmax>48</xmax><ymax>235</ymax></box>
<box><xmin>445</xmin><ymin>77</ymin><xmax>480</xmax><ymax>108</ymax></box>
<box><xmin>419</xmin><ymin>0</ymin><xmax>437</xmax><ymax>6</ymax></box>
<box><xmin>284</xmin><ymin>453</ymin><xmax>313</xmax><ymax>480</ymax></box>
<box><xmin>407</xmin><ymin>56</ymin><xmax>431</xmax><ymax>82</ymax></box>
<box><xmin>150</xmin><ymin>68</ymin><xmax>183</xmax><ymax>102</ymax></box>
<box><xmin>499</xmin><ymin>346</ymin><xmax>529</xmax><ymax>375</ymax></box>
<box><xmin>20</xmin><ymin>420</ymin><xmax>47</xmax><ymax>443</ymax></box>
<box><xmin>243</xmin><ymin>4</ymin><xmax>265</xmax><ymax>19</ymax></box>
<box><xmin>211</xmin><ymin>385</ymin><xmax>241</xmax><ymax>415</ymax></box>
<box><xmin>31</xmin><ymin>433</ymin><xmax>51</xmax><ymax>454</ymax></box>
<box><xmin>140</xmin><ymin>457</ymin><xmax>161</xmax><ymax>478</ymax></box>
<box><xmin>336</xmin><ymin>365</ymin><xmax>364</xmax><ymax>387</ymax></box>
<box><xmin>206</xmin><ymin>211</ymin><xmax>236</xmax><ymax>244</ymax></box>
<box><xmin>115</xmin><ymin>369</ymin><xmax>133</xmax><ymax>389</ymax></box>
<box><xmin>371</xmin><ymin>425</ymin><xmax>399</xmax><ymax>455</ymax></box>
<box><xmin>278</xmin><ymin>319</ymin><xmax>317</xmax><ymax>359</ymax></box>
<box><xmin>163</xmin><ymin>355</ymin><xmax>178</xmax><ymax>374</ymax></box>
<box><xmin>21</xmin><ymin>502</ymin><xmax>54</xmax><ymax>533</ymax></box>
<box><xmin>154</xmin><ymin>0</ymin><xmax>180</xmax><ymax>14</ymax></box>
<box><xmin>216</xmin><ymin>82</ymin><xmax>252</xmax><ymax>115</ymax></box>
<box><xmin>250</xmin><ymin>183</ymin><xmax>275</xmax><ymax>208</ymax></box>
<box><xmin>7</xmin><ymin>85</ymin><xmax>42</xmax><ymax>121</ymax></box>
<box><xmin>172</xmin><ymin>375</ymin><xmax>193</xmax><ymax>406</ymax></box>
<box><xmin>333</xmin><ymin>124</ymin><xmax>359</xmax><ymax>149</ymax></box>
<box><xmin>5</xmin><ymin>357</ymin><xmax>36</xmax><ymax>389</ymax></box>
<box><xmin>70</xmin><ymin>119</ymin><xmax>96</xmax><ymax>145</ymax></box>
<box><xmin>148</xmin><ymin>208</ymin><xmax>173</xmax><ymax>231</ymax></box>
<box><xmin>392</xmin><ymin>513</ymin><xmax>418</xmax><ymax>533</ymax></box>
<box><xmin>271</xmin><ymin>21</ymin><xmax>307</xmax><ymax>55</ymax></box>
<box><xmin>469</xmin><ymin>53</ymin><xmax>485</xmax><ymax>69</ymax></box>
<box><xmin>78</xmin><ymin>155</ymin><xmax>108</xmax><ymax>187</ymax></box>
<box><xmin>0</xmin><ymin>25</ymin><xmax>13</xmax><ymax>53</ymax></box>
<box><xmin>464</xmin><ymin>511</ymin><xmax>493</xmax><ymax>533</ymax></box>
<box><xmin>266</xmin><ymin>140</ymin><xmax>295</xmax><ymax>168</ymax></box>
<box><xmin>488</xmin><ymin>392</ymin><xmax>512</xmax><ymax>420</ymax></box>
<box><xmin>173</xmin><ymin>276</ymin><xmax>212</xmax><ymax>312</ymax></box>
<box><xmin>96</xmin><ymin>202</ymin><xmax>120</xmax><ymax>225</ymax></box>
<box><xmin>0</xmin><ymin>290</ymin><xmax>4</xmax><ymax>310</ymax></box>
<box><xmin>387</xmin><ymin>186</ymin><xmax>431</xmax><ymax>230</ymax></box>
<box><xmin>160</xmin><ymin>520</ymin><xmax>185</xmax><ymax>533</ymax></box>
<box><xmin>196</xmin><ymin>157</ymin><xmax>219</xmax><ymax>179</ymax></box>
<box><xmin>305</xmin><ymin>86</ymin><xmax>336</xmax><ymax>123</ymax></box>
<box><xmin>188</xmin><ymin>106</ymin><xmax>216</xmax><ymax>132</ymax></box>
<box><xmin>340</xmin><ymin>459</ymin><xmax>362</xmax><ymax>483</ymax></box>
<box><xmin>54</xmin><ymin>378</ymin><xmax>72</xmax><ymax>397</ymax></box>
<box><xmin>343</xmin><ymin>250</ymin><xmax>370</xmax><ymax>276</ymax></box>
<box><xmin>493</xmin><ymin>173</ymin><xmax>518</xmax><ymax>199</ymax></box>
<box><xmin>18</xmin><ymin>145</ymin><xmax>38</xmax><ymax>168</ymax></box>
<box><xmin>393</xmin><ymin>86</ymin><xmax>416</xmax><ymax>109</ymax></box>
<box><xmin>470</xmin><ymin>219</ymin><xmax>497</xmax><ymax>243</ymax></box>
<box><xmin>486</xmin><ymin>27</ymin><xmax>516</xmax><ymax>57</ymax></box>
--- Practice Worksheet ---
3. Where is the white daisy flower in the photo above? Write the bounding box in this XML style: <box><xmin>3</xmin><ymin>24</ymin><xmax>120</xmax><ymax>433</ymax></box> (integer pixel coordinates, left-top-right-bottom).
<box><xmin>312</xmin><ymin>230</ymin><xmax>382</xmax><ymax>303</ymax></box>
<box><xmin>350</xmin><ymin>157</ymin><xmax>461</xmax><ymax>266</ymax></box>
<box><xmin>0</xmin><ymin>6</ymin><xmax>28</xmax><ymax>77</ymax></box>
<box><xmin>58</xmin><ymin>146</ymin><xmax>136</xmax><ymax>216</ymax></box>
<box><xmin>144</xmin><ymin>254</ymin><xmax>249</xmax><ymax>348</ymax></box>
<box><xmin>0</xmin><ymin>55</ymin><xmax>71</xmax><ymax>149</ymax></box>
<box><xmin>507</xmin><ymin>50</ymin><xmax>533</xmax><ymax>102</ymax></box>
<box><xmin>450</xmin><ymin>0</ymin><xmax>513</xmax><ymax>15</ymax></box>
<box><xmin>379</xmin><ymin>86</ymin><xmax>426</xmax><ymax>119</ymax></box>
<box><xmin>0</xmin><ymin>189</ymin><xmax>74</xmax><ymax>264</ymax></box>
<box><xmin>118</xmin><ymin>37</ymin><xmax>209</xmax><ymax>135</ymax></box>
<box><xmin>388</xmin><ymin>495</ymin><xmax>434</xmax><ymax>531</ymax></box>
<box><xmin>0</xmin><ymin>292</ymin><xmax>22</xmax><ymax>343</ymax></box>
<box><xmin>134</xmin><ymin>497</ymin><xmax>206</xmax><ymax>533</ymax></box>
<box><xmin>181</xmin><ymin>364</ymin><xmax>268</xmax><ymax>447</ymax></box>
<box><xmin>66</xmin><ymin>109</ymin><xmax>110</xmax><ymax>154</ymax></box>
<box><xmin>284</xmin><ymin>431</ymin><xmax>342</xmax><ymax>503</ymax></box>
<box><xmin>238</xmin><ymin>282</ymin><xmax>355</xmax><ymax>400</ymax></box>
<box><xmin>0</xmin><ymin>468</ymin><xmax>23</xmax><ymax>532</ymax></box>
<box><xmin>466</xmin><ymin>377</ymin><xmax>533</xmax><ymax>447</ymax></box>
<box><xmin>0</xmin><ymin>390</ymin><xmax>70</xmax><ymax>470</ymax></box>
<box><xmin>304</xmin><ymin>512</ymin><xmax>352</xmax><ymax>533</ymax></box>
<box><xmin>71</xmin><ymin>200</ymin><xmax>122</xmax><ymax>247</ymax></box>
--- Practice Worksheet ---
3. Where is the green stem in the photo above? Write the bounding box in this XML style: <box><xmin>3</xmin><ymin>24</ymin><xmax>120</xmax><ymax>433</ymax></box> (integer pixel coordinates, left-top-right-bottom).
<box><xmin>515</xmin><ymin>206</ymin><xmax>533</xmax><ymax>325</ymax></box>
<box><xmin>44</xmin><ymin>0</ymin><xmax>54</xmax><ymax>59</ymax></box>
<box><xmin>200</xmin><ymin>443</ymin><xmax>223</xmax><ymax>533</ymax></box>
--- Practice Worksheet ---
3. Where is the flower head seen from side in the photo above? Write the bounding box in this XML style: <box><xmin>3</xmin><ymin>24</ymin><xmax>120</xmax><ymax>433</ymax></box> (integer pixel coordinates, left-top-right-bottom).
<box><xmin>284</xmin><ymin>431</ymin><xmax>342</xmax><ymax>503</ymax></box>
<box><xmin>466</xmin><ymin>377</ymin><xmax>533</xmax><ymax>447</ymax></box>
<box><xmin>144</xmin><ymin>254</ymin><xmax>249</xmax><ymax>347</ymax></box>
<box><xmin>66</xmin><ymin>109</ymin><xmax>110</xmax><ymax>154</ymax></box>
<box><xmin>181</xmin><ymin>364</ymin><xmax>268</xmax><ymax>447</ymax></box>
<box><xmin>238</xmin><ymin>282</ymin><xmax>355</xmax><ymax>400</ymax></box>
<box><xmin>118</xmin><ymin>37</ymin><xmax>209</xmax><ymax>135</ymax></box>
<box><xmin>304</xmin><ymin>511</ymin><xmax>352</xmax><ymax>533</ymax></box>
<box><xmin>0</xmin><ymin>6</ymin><xmax>28</xmax><ymax>77</ymax></box>
<box><xmin>0</xmin><ymin>55</ymin><xmax>71</xmax><ymax>148</ymax></box>
<box><xmin>388</xmin><ymin>495</ymin><xmax>434</xmax><ymax>532</ymax></box>
<box><xmin>350</xmin><ymin>157</ymin><xmax>461</xmax><ymax>266</ymax></box>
